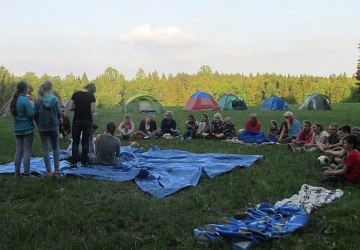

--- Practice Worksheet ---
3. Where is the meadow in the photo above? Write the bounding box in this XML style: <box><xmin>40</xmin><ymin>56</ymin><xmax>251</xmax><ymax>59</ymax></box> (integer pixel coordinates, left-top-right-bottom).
<box><xmin>0</xmin><ymin>104</ymin><xmax>359</xmax><ymax>250</ymax></box>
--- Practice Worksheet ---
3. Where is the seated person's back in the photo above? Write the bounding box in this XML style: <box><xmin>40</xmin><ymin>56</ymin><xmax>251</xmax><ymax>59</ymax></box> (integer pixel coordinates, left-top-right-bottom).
<box><xmin>95</xmin><ymin>121</ymin><xmax>121</xmax><ymax>166</ymax></box>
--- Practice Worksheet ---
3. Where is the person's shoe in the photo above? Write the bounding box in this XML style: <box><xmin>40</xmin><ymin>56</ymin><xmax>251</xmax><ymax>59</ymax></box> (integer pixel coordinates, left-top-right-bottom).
<box><xmin>53</xmin><ymin>170</ymin><xmax>60</xmax><ymax>177</ymax></box>
<box><xmin>46</xmin><ymin>172</ymin><xmax>53</xmax><ymax>177</ymax></box>
<box><xmin>188</xmin><ymin>137</ymin><xmax>192</xmax><ymax>140</ymax></box>
<box><xmin>14</xmin><ymin>173</ymin><xmax>22</xmax><ymax>178</ymax></box>
<box><xmin>143</xmin><ymin>136</ymin><xmax>149</xmax><ymax>139</ymax></box>
<box><xmin>23</xmin><ymin>174</ymin><xmax>38</xmax><ymax>179</ymax></box>
<box><xmin>287</xmin><ymin>143</ymin><xmax>295</xmax><ymax>152</ymax></box>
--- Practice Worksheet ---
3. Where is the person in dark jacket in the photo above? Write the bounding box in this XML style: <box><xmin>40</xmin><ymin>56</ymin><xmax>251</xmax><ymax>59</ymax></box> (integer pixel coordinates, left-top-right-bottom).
<box><xmin>154</xmin><ymin>111</ymin><xmax>179</xmax><ymax>138</ymax></box>
<box><xmin>34</xmin><ymin>80</ymin><xmax>61</xmax><ymax>176</ymax></box>
<box><xmin>135</xmin><ymin>114</ymin><xmax>157</xmax><ymax>139</ymax></box>
<box><xmin>59</xmin><ymin>105</ymin><xmax>71</xmax><ymax>140</ymax></box>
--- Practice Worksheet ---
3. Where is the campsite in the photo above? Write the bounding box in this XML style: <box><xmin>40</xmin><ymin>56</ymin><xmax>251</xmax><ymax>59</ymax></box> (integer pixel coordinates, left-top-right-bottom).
<box><xmin>0</xmin><ymin>103</ymin><xmax>360</xmax><ymax>249</ymax></box>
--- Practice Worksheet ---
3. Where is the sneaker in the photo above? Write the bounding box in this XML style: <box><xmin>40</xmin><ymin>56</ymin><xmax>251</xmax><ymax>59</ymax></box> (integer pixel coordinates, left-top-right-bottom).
<box><xmin>143</xmin><ymin>136</ymin><xmax>149</xmax><ymax>139</ymax></box>
<box><xmin>46</xmin><ymin>172</ymin><xmax>53</xmax><ymax>177</ymax></box>
<box><xmin>188</xmin><ymin>137</ymin><xmax>192</xmax><ymax>140</ymax></box>
<box><xmin>53</xmin><ymin>170</ymin><xmax>60</xmax><ymax>176</ymax></box>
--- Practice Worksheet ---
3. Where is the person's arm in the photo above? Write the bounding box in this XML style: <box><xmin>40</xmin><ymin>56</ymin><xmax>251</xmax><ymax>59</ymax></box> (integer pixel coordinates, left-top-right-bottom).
<box><xmin>325</xmin><ymin>148</ymin><xmax>346</xmax><ymax>158</ymax></box>
<box><xmin>128</xmin><ymin>121</ymin><xmax>135</xmax><ymax>134</ymax></box>
<box><xmin>323</xmin><ymin>165</ymin><xmax>348</xmax><ymax>176</ymax></box>
<box><xmin>68</xmin><ymin>99</ymin><xmax>75</xmax><ymax>111</ymax></box>
<box><xmin>90</xmin><ymin>102</ymin><xmax>96</xmax><ymax>114</ymax></box>
<box><xmin>118</xmin><ymin>122</ymin><xmax>125</xmax><ymax>134</ymax></box>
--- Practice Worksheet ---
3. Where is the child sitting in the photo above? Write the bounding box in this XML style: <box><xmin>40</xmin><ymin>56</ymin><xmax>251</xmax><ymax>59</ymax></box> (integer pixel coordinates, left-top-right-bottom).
<box><xmin>268</xmin><ymin>120</ymin><xmax>280</xmax><ymax>141</ymax></box>
<box><xmin>195</xmin><ymin>114</ymin><xmax>210</xmax><ymax>138</ymax></box>
<box><xmin>245</xmin><ymin>113</ymin><xmax>261</xmax><ymax>132</ymax></box>
<box><xmin>288</xmin><ymin>120</ymin><xmax>313</xmax><ymax>152</ymax></box>
<box><xmin>118</xmin><ymin>114</ymin><xmax>135</xmax><ymax>140</ymax></box>
<box><xmin>182</xmin><ymin>115</ymin><xmax>198</xmax><ymax>140</ymax></box>
<box><xmin>204</xmin><ymin>113</ymin><xmax>225</xmax><ymax>139</ymax></box>
<box><xmin>303</xmin><ymin>122</ymin><xmax>329</xmax><ymax>152</ymax></box>
<box><xmin>223</xmin><ymin>117</ymin><xmax>237</xmax><ymax>139</ymax></box>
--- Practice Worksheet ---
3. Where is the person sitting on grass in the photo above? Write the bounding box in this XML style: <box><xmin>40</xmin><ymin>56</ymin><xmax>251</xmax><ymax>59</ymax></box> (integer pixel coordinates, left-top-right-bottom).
<box><xmin>277</xmin><ymin>111</ymin><xmax>302</xmax><ymax>144</ymax></box>
<box><xmin>195</xmin><ymin>114</ymin><xmax>210</xmax><ymax>138</ymax></box>
<box><xmin>223</xmin><ymin>116</ymin><xmax>237</xmax><ymax>139</ymax></box>
<box><xmin>92</xmin><ymin>121</ymin><xmax>121</xmax><ymax>166</ymax></box>
<box><xmin>245</xmin><ymin>113</ymin><xmax>261</xmax><ymax>132</ymax></box>
<box><xmin>204</xmin><ymin>113</ymin><xmax>225</xmax><ymax>139</ymax></box>
<box><xmin>118</xmin><ymin>114</ymin><xmax>135</xmax><ymax>140</ymax></box>
<box><xmin>135</xmin><ymin>114</ymin><xmax>157</xmax><ymax>139</ymax></box>
<box><xmin>154</xmin><ymin>111</ymin><xmax>179</xmax><ymax>138</ymax></box>
<box><xmin>182</xmin><ymin>114</ymin><xmax>198</xmax><ymax>140</ymax></box>
<box><xmin>302</xmin><ymin>122</ymin><xmax>329</xmax><ymax>152</ymax></box>
<box><xmin>322</xmin><ymin>134</ymin><xmax>360</xmax><ymax>183</ymax></box>
<box><xmin>288</xmin><ymin>120</ymin><xmax>313</xmax><ymax>152</ymax></box>
<box><xmin>318</xmin><ymin>123</ymin><xmax>340</xmax><ymax>152</ymax></box>
<box><xmin>59</xmin><ymin>105</ymin><xmax>71</xmax><ymax>140</ymax></box>
<box><xmin>268</xmin><ymin>120</ymin><xmax>280</xmax><ymax>141</ymax></box>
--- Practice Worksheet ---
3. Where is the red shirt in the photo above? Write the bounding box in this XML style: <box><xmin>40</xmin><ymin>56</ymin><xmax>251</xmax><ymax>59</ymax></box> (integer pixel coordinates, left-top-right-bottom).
<box><xmin>345</xmin><ymin>150</ymin><xmax>360</xmax><ymax>183</ymax></box>
<box><xmin>245</xmin><ymin>120</ymin><xmax>261</xmax><ymax>132</ymax></box>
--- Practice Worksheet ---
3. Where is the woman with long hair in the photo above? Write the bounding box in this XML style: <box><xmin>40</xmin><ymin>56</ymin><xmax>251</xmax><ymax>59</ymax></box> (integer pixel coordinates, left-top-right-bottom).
<box><xmin>34</xmin><ymin>80</ymin><xmax>61</xmax><ymax>176</ymax></box>
<box><xmin>10</xmin><ymin>81</ymin><xmax>35</xmax><ymax>178</ymax></box>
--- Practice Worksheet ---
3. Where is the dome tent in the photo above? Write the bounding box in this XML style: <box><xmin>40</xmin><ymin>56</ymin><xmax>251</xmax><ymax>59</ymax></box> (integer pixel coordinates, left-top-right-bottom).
<box><xmin>183</xmin><ymin>91</ymin><xmax>221</xmax><ymax>111</ymax></box>
<box><xmin>298</xmin><ymin>93</ymin><xmax>331</xmax><ymax>110</ymax></box>
<box><xmin>260</xmin><ymin>96</ymin><xmax>288</xmax><ymax>111</ymax></box>
<box><xmin>217</xmin><ymin>94</ymin><xmax>248</xmax><ymax>110</ymax></box>
<box><xmin>125</xmin><ymin>94</ymin><xmax>163</xmax><ymax>113</ymax></box>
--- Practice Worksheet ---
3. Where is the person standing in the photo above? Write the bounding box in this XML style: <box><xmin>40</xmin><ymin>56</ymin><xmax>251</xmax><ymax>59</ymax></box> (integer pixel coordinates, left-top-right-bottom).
<box><xmin>68</xmin><ymin>83</ymin><xmax>96</xmax><ymax>167</ymax></box>
<box><xmin>34</xmin><ymin>81</ymin><xmax>61</xmax><ymax>176</ymax></box>
<box><xmin>10</xmin><ymin>81</ymin><xmax>36</xmax><ymax>178</ymax></box>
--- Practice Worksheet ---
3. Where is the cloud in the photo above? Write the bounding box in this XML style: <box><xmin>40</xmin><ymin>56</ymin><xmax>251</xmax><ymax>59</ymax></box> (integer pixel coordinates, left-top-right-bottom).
<box><xmin>119</xmin><ymin>25</ymin><xmax>205</xmax><ymax>47</ymax></box>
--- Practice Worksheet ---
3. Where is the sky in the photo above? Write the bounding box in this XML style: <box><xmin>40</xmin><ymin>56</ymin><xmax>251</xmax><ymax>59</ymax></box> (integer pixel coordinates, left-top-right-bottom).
<box><xmin>0</xmin><ymin>0</ymin><xmax>359</xmax><ymax>80</ymax></box>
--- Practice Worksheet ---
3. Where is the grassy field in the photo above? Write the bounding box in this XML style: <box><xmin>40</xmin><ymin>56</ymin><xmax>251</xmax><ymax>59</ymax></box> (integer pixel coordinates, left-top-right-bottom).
<box><xmin>0</xmin><ymin>103</ymin><xmax>359</xmax><ymax>249</ymax></box>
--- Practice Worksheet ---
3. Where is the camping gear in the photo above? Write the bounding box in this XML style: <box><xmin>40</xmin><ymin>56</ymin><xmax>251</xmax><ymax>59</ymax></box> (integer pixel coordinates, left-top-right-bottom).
<box><xmin>298</xmin><ymin>93</ymin><xmax>331</xmax><ymax>110</ymax></box>
<box><xmin>218</xmin><ymin>94</ymin><xmax>248</xmax><ymax>110</ymax></box>
<box><xmin>260</xmin><ymin>96</ymin><xmax>288</xmax><ymax>111</ymax></box>
<box><xmin>183</xmin><ymin>91</ymin><xmax>221</xmax><ymax>111</ymax></box>
<box><xmin>125</xmin><ymin>94</ymin><xmax>163</xmax><ymax>113</ymax></box>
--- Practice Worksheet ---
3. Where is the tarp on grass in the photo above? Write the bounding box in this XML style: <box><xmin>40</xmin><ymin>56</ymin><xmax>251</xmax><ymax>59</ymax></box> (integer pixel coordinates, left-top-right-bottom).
<box><xmin>0</xmin><ymin>146</ymin><xmax>262</xmax><ymax>198</ymax></box>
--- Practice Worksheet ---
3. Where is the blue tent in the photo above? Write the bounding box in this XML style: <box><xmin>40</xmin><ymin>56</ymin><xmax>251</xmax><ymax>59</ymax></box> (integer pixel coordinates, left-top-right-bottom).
<box><xmin>260</xmin><ymin>96</ymin><xmax>288</xmax><ymax>111</ymax></box>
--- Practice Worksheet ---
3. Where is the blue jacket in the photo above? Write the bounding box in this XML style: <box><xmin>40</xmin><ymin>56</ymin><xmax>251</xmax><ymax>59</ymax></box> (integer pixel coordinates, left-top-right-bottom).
<box><xmin>34</xmin><ymin>93</ymin><xmax>60</xmax><ymax>132</ymax></box>
<box><xmin>13</xmin><ymin>94</ymin><xmax>35</xmax><ymax>136</ymax></box>
<box><xmin>288</xmin><ymin>119</ymin><xmax>302</xmax><ymax>138</ymax></box>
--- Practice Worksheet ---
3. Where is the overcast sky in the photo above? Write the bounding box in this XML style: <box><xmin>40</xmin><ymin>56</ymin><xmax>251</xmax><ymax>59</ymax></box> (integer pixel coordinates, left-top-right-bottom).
<box><xmin>0</xmin><ymin>0</ymin><xmax>359</xmax><ymax>80</ymax></box>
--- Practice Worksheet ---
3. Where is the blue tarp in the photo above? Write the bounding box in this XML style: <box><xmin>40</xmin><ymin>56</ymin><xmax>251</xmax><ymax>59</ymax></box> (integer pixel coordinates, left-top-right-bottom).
<box><xmin>0</xmin><ymin>146</ymin><xmax>262</xmax><ymax>198</ymax></box>
<box><xmin>194</xmin><ymin>203</ymin><xmax>309</xmax><ymax>250</ymax></box>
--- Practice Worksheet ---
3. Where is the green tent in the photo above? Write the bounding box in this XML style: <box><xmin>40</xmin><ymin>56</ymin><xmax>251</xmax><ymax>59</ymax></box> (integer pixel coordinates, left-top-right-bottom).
<box><xmin>125</xmin><ymin>94</ymin><xmax>163</xmax><ymax>113</ymax></box>
<box><xmin>217</xmin><ymin>94</ymin><xmax>248</xmax><ymax>110</ymax></box>
<box><xmin>298</xmin><ymin>93</ymin><xmax>331</xmax><ymax>110</ymax></box>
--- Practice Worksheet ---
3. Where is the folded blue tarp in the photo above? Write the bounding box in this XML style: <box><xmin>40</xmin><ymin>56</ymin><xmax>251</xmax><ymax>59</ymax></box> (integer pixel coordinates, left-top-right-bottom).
<box><xmin>238</xmin><ymin>131</ymin><xmax>275</xmax><ymax>144</ymax></box>
<box><xmin>0</xmin><ymin>146</ymin><xmax>262</xmax><ymax>198</ymax></box>
<box><xmin>194</xmin><ymin>203</ymin><xmax>309</xmax><ymax>250</ymax></box>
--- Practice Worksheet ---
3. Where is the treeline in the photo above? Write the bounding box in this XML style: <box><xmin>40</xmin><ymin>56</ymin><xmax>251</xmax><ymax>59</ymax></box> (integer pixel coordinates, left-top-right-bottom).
<box><xmin>0</xmin><ymin>65</ymin><xmax>359</xmax><ymax>108</ymax></box>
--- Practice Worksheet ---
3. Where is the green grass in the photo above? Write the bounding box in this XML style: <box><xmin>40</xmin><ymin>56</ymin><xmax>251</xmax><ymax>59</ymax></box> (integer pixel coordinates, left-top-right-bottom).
<box><xmin>0</xmin><ymin>103</ymin><xmax>360</xmax><ymax>249</ymax></box>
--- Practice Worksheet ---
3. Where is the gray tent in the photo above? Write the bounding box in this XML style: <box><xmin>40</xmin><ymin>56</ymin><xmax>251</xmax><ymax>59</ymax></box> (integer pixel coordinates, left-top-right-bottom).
<box><xmin>298</xmin><ymin>93</ymin><xmax>331</xmax><ymax>110</ymax></box>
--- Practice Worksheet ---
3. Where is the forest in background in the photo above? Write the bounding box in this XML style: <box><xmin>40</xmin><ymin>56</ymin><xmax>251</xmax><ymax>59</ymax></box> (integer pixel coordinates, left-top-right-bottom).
<box><xmin>1</xmin><ymin>65</ymin><xmax>359</xmax><ymax>108</ymax></box>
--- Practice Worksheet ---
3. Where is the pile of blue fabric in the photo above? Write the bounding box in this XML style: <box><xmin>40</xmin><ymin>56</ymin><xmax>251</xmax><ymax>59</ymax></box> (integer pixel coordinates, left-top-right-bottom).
<box><xmin>194</xmin><ymin>203</ymin><xmax>309</xmax><ymax>250</ymax></box>
<box><xmin>238</xmin><ymin>131</ymin><xmax>275</xmax><ymax>144</ymax></box>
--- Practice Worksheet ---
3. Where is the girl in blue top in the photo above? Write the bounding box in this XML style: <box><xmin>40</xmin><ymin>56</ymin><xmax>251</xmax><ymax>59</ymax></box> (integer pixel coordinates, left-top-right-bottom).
<box><xmin>34</xmin><ymin>81</ymin><xmax>61</xmax><ymax>176</ymax></box>
<box><xmin>10</xmin><ymin>81</ymin><xmax>35</xmax><ymax>178</ymax></box>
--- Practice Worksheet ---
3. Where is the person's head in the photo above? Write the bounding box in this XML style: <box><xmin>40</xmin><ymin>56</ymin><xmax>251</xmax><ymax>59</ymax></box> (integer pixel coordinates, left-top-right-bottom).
<box><xmin>269</xmin><ymin>120</ymin><xmax>278</xmax><ymax>131</ymax></box>
<box><xmin>164</xmin><ymin>111</ymin><xmax>174</xmax><ymax>119</ymax></box>
<box><xmin>248</xmin><ymin>113</ymin><xmax>257</xmax><ymax>121</ymax></box>
<box><xmin>201</xmin><ymin>114</ymin><xmax>208</xmax><ymax>122</ymax></box>
<box><xmin>10</xmin><ymin>81</ymin><xmax>29</xmax><ymax>117</ymax></box>
<box><xmin>106</xmin><ymin>121</ymin><xmax>117</xmax><ymax>135</ymax></box>
<box><xmin>339</xmin><ymin>125</ymin><xmax>351</xmax><ymax>138</ymax></box>
<box><xmin>38</xmin><ymin>80</ymin><xmax>53</xmax><ymax>97</ymax></box>
<box><xmin>224</xmin><ymin>117</ymin><xmax>232</xmax><ymax>125</ymax></box>
<box><xmin>302</xmin><ymin>120</ymin><xmax>312</xmax><ymax>132</ymax></box>
<box><xmin>146</xmin><ymin>115</ymin><xmax>154</xmax><ymax>123</ymax></box>
<box><xmin>84</xmin><ymin>82</ymin><xmax>96</xmax><ymax>94</ymax></box>
<box><xmin>60</xmin><ymin>104</ymin><xmax>65</xmax><ymax>116</ymax></box>
<box><xmin>91</xmin><ymin>123</ymin><xmax>99</xmax><ymax>135</ymax></box>
<box><xmin>343</xmin><ymin>134</ymin><xmax>359</xmax><ymax>151</ymax></box>
<box><xmin>124</xmin><ymin>114</ymin><xmax>132</xmax><ymax>122</ymax></box>
<box><xmin>311</xmin><ymin>122</ymin><xmax>323</xmax><ymax>134</ymax></box>
<box><xmin>328</xmin><ymin>123</ymin><xmax>338</xmax><ymax>135</ymax></box>
<box><xmin>283</xmin><ymin>111</ymin><xmax>294</xmax><ymax>120</ymax></box>
<box><xmin>213</xmin><ymin>113</ymin><xmax>223</xmax><ymax>123</ymax></box>
<box><xmin>187</xmin><ymin>114</ymin><xmax>195</xmax><ymax>122</ymax></box>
